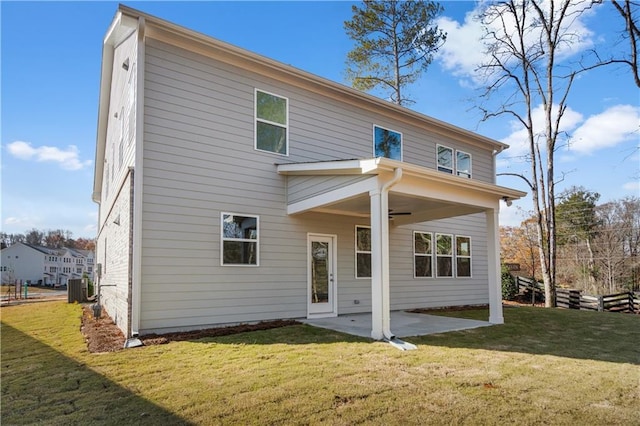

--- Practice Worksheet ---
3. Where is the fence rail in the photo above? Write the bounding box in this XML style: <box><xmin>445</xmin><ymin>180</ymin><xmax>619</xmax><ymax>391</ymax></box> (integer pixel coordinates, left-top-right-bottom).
<box><xmin>515</xmin><ymin>277</ymin><xmax>638</xmax><ymax>314</ymax></box>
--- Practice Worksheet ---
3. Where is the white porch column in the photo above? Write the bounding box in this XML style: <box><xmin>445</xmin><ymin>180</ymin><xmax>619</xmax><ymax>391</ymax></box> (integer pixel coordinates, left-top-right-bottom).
<box><xmin>369</xmin><ymin>187</ymin><xmax>384</xmax><ymax>340</ymax></box>
<box><xmin>486</xmin><ymin>207</ymin><xmax>504</xmax><ymax>324</ymax></box>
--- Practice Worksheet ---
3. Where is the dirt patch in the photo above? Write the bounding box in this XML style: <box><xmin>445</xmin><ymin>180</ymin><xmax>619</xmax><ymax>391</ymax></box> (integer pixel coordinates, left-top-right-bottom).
<box><xmin>80</xmin><ymin>304</ymin><xmax>299</xmax><ymax>353</ymax></box>
<box><xmin>503</xmin><ymin>294</ymin><xmax>545</xmax><ymax>307</ymax></box>
<box><xmin>81</xmin><ymin>305</ymin><xmax>126</xmax><ymax>353</ymax></box>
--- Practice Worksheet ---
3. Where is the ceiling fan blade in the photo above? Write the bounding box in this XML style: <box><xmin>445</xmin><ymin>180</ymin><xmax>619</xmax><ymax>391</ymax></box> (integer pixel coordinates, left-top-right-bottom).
<box><xmin>388</xmin><ymin>210</ymin><xmax>412</xmax><ymax>216</ymax></box>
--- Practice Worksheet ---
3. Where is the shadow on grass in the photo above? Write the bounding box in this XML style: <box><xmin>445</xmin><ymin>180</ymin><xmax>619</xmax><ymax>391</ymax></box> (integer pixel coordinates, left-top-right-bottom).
<box><xmin>157</xmin><ymin>322</ymin><xmax>372</xmax><ymax>346</ymax></box>
<box><xmin>408</xmin><ymin>306</ymin><xmax>640</xmax><ymax>365</ymax></box>
<box><xmin>144</xmin><ymin>308</ymin><xmax>639</xmax><ymax>366</ymax></box>
<box><xmin>1</xmin><ymin>323</ymin><xmax>193</xmax><ymax>425</ymax></box>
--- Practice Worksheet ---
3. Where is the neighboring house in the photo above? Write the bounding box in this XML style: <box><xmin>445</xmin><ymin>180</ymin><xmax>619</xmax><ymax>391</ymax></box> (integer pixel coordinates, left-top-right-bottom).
<box><xmin>1</xmin><ymin>243</ymin><xmax>95</xmax><ymax>286</ymax></box>
<box><xmin>93</xmin><ymin>5</ymin><xmax>526</xmax><ymax>340</ymax></box>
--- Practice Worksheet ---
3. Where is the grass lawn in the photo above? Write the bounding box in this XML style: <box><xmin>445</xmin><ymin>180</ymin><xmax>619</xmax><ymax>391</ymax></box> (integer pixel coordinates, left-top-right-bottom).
<box><xmin>2</xmin><ymin>302</ymin><xmax>639</xmax><ymax>425</ymax></box>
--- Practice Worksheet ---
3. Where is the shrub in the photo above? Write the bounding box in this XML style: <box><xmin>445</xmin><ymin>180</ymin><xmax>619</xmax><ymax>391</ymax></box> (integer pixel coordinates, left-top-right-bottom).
<box><xmin>501</xmin><ymin>264</ymin><xmax>518</xmax><ymax>300</ymax></box>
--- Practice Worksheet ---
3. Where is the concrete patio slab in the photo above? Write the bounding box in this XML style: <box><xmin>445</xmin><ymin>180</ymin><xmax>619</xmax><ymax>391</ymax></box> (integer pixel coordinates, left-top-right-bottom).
<box><xmin>300</xmin><ymin>310</ymin><xmax>491</xmax><ymax>339</ymax></box>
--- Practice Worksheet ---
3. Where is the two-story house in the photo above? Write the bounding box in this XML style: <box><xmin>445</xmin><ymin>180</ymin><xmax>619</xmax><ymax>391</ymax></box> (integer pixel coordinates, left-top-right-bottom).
<box><xmin>1</xmin><ymin>243</ymin><xmax>95</xmax><ymax>286</ymax></box>
<box><xmin>93</xmin><ymin>5</ymin><xmax>525</xmax><ymax>340</ymax></box>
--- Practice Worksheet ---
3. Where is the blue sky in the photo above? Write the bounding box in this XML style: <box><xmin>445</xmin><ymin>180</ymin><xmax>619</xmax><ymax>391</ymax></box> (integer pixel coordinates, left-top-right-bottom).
<box><xmin>2</xmin><ymin>1</ymin><xmax>638</xmax><ymax>239</ymax></box>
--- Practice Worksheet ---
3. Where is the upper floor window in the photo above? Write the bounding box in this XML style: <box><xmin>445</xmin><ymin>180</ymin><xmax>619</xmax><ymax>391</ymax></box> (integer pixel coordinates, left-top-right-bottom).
<box><xmin>355</xmin><ymin>226</ymin><xmax>371</xmax><ymax>278</ymax></box>
<box><xmin>437</xmin><ymin>145</ymin><xmax>472</xmax><ymax>178</ymax></box>
<box><xmin>437</xmin><ymin>145</ymin><xmax>453</xmax><ymax>173</ymax></box>
<box><xmin>222</xmin><ymin>213</ymin><xmax>259</xmax><ymax>266</ymax></box>
<box><xmin>255</xmin><ymin>89</ymin><xmax>288</xmax><ymax>156</ymax></box>
<box><xmin>456</xmin><ymin>151</ymin><xmax>471</xmax><ymax>178</ymax></box>
<box><xmin>373</xmin><ymin>125</ymin><xmax>402</xmax><ymax>161</ymax></box>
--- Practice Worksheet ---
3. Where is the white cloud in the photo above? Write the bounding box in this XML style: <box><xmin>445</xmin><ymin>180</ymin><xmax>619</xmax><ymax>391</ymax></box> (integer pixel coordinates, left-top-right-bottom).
<box><xmin>7</xmin><ymin>140</ymin><xmax>92</xmax><ymax>171</ymax></box>
<box><xmin>4</xmin><ymin>216</ymin><xmax>27</xmax><ymax>226</ymax></box>
<box><xmin>435</xmin><ymin>14</ymin><xmax>485</xmax><ymax>80</ymax></box>
<box><xmin>623</xmin><ymin>180</ymin><xmax>640</xmax><ymax>192</ymax></box>
<box><xmin>567</xmin><ymin>105</ymin><xmax>640</xmax><ymax>155</ymax></box>
<box><xmin>499</xmin><ymin>103</ymin><xmax>584</xmax><ymax>160</ymax></box>
<box><xmin>436</xmin><ymin>1</ymin><xmax>598</xmax><ymax>85</ymax></box>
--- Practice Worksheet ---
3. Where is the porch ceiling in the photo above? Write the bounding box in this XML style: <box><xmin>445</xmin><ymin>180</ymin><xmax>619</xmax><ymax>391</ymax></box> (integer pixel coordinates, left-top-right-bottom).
<box><xmin>277</xmin><ymin>158</ymin><xmax>526</xmax><ymax>223</ymax></box>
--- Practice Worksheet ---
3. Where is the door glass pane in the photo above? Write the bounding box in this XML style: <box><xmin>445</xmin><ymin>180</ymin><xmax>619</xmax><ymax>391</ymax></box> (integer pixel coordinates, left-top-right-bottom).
<box><xmin>311</xmin><ymin>241</ymin><xmax>329</xmax><ymax>304</ymax></box>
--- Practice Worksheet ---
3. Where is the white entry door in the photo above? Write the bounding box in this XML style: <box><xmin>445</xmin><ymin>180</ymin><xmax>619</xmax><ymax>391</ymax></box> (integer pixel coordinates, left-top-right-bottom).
<box><xmin>307</xmin><ymin>234</ymin><xmax>337</xmax><ymax>317</ymax></box>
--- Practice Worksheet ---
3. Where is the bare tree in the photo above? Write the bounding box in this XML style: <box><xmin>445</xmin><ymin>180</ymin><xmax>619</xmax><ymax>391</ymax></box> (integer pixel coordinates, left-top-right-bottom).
<box><xmin>478</xmin><ymin>0</ymin><xmax>599</xmax><ymax>307</ymax></box>
<box><xmin>610</xmin><ymin>0</ymin><xmax>640</xmax><ymax>87</ymax></box>
<box><xmin>25</xmin><ymin>229</ymin><xmax>45</xmax><ymax>246</ymax></box>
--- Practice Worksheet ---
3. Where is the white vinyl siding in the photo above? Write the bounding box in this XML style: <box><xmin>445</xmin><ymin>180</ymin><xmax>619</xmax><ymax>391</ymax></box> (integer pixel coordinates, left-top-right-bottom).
<box><xmin>135</xmin><ymin>39</ymin><xmax>495</xmax><ymax>333</ymax></box>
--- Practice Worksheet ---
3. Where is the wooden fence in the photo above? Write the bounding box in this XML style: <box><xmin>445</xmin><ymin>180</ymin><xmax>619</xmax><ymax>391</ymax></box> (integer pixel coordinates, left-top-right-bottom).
<box><xmin>515</xmin><ymin>276</ymin><xmax>639</xmax><ymax>314</ymax></box>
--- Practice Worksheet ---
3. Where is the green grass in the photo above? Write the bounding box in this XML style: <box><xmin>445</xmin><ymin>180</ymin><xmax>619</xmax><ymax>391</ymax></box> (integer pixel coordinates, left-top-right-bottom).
<box><xmin>2</xmin><ymin>302</ymin><xmax>639</xmax><ymax>425</ymax></box>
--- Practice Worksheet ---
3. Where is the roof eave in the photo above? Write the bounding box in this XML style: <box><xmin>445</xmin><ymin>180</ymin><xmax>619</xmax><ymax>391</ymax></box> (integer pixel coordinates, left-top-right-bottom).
<box><xmin>277</xmin><ymin>157</ymin><xmax>527</xmax><ymax>201</ymax></box>
<box><xmin>116</xmin><ymin>5</ymin><xmax>509</xmax><ymax>153</ymax></box>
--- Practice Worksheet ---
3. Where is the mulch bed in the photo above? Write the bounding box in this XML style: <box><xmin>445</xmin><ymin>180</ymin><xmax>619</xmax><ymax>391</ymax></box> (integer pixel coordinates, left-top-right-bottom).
<box><xmin>80</xmin><ymin>305</ymin><xmax>298</xmax><ymax>353</ymax></box>
<box><xmin>81</xmin><ymin>297</ymin><xmax>543</xmax><ymax>353</ymax></box>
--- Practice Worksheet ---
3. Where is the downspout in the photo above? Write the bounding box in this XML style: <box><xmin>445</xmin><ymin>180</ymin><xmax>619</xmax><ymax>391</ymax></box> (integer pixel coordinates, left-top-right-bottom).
<box><xmin>380</xmin><ymin>167</ymin><xmax>402</xmax><ymax>340</ymax></box>
<box><xmin>130</xmin><ymin>15</ymin><xmax>146</xmax><ymax>339</ymax></box>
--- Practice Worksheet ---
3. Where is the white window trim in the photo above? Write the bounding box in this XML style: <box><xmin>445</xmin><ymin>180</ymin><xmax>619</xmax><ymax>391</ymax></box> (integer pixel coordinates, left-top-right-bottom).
<box><xmin>455</xmin><ymin>235</ymin><xmax>473</xmax><ymax>278</ymax></box>
<box><xmin>413</xmin><ymin>231</ymin><xmax>433</xmax><ymax>279</ymax></box>
<box><xmin>221</xmin><ymin>212</ymin><xmax>260</xmax><ymax>267</ymax></box>
<box><xmin>456</xmin><ymin>150</ymin><xmax>472</xmax><ymax>179</ymax></box>
<box><xmin>373</xmin><ymin>124</ymin><xmax>403</xmax><ymax>161</ymax></box>
<box><xmin>436</xmin><ymin>144</ymin><xmax>454</xmax><ymax>174</ymax></box>
<box><xmin>435</xmin><ymin>233</ymin><xmax>454</xmax><ymax>278</ymax></box>
<box><xmin>437</xmin><ymin>145</ymin><xmax>473</xmax><ymax>178</ymax></box>
<box><xmin>254</xmin><ymin>88</ymin><xmax>289</xmax><ymax>157</ymax></box>
<box><xmin>355</xmin><ymin>225</ymin><xmax>371</xmax><ymax>279</ymax></box>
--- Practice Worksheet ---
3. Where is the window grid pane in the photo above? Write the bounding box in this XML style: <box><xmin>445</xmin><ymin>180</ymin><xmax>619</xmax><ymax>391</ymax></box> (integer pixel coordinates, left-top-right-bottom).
<box><xmin>456</xmin><ymin>236</ymin><xmax>472</xmax><ymax>277</ymax></box>
<box><xmin>437</xmin><ymin>146</ymin><xmax>453</xmax><ymax>173</ymax></box>
<box><xmin>456</xmin><ymin>151</ymin><xmax>471</xmax><ymax>178</ymax></box>
<box><xmin>256</xmin><ymin>91</ymin><xmax>286</xmax><ymax>125</ymax></box>
<box><xmin>436</xmin><ymin>233</ymin><xmax>453</xmax><ymax>277</ymax></box>
<box><xmin>374</xmin><ymin>126</ymin><xmax>402</xmax><ymax>160</ymax></box>
<box><xmin>222</xmin><ymin>213</ymin><xmax>259</xmax><ymax>266</ymax></box>
<box><xmin>255</xmin><ymin>90</ymin><xmax>288</xmax><ymax>155</ymax></box>
<box><xmin>356</xmin><ymin>226</ymin><xmax>371</xmax><ymax>278</ymax></box>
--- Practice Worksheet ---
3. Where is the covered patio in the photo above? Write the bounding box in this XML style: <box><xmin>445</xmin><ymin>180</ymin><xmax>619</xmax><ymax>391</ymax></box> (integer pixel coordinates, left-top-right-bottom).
<box><xmin>300</xmin><ymin>310</ymin><xmax>491</xmax><ymax>339</ymax></box>
<box><xmin>278</xmin><ymin>157</ymin><xmax>526</xmax><ymax>341</ymax></box>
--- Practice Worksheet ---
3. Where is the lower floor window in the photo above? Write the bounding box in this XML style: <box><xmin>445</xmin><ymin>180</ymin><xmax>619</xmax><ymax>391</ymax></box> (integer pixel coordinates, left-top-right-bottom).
<box><xmin>414</xmin><ymin>231</ymin><xmax>433</xmax><ymax>277</ymax></box>
<box><xmin>355</xmin><ymin>226</ymin><xmax>371</xmax><ymax>278</ymax></box>
<box><xmin>221</xmin><ymin>213</ymin><xmax>259</xmax><ymax>266</ymax></box>
<box><xmin>418</xmin><ymin>232</ymin><xmax>472</xmax><ymax>278</ymax></box>
<box><xmin>436</xmin><ymin>233</ymin><xmax>453</xmax><ymax>277</ymax></box>
<box><xmin>456</xmin><ymin>235</ymin><xmax>472</xmax><ymax>277</ymax></box>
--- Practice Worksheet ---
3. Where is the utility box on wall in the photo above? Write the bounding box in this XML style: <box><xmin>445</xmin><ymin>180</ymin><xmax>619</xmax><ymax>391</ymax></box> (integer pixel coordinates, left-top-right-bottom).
<box><xmin>67</xmin><ymin>279</ymin><xmax>87</xmax><ymax>303</ymax></box>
